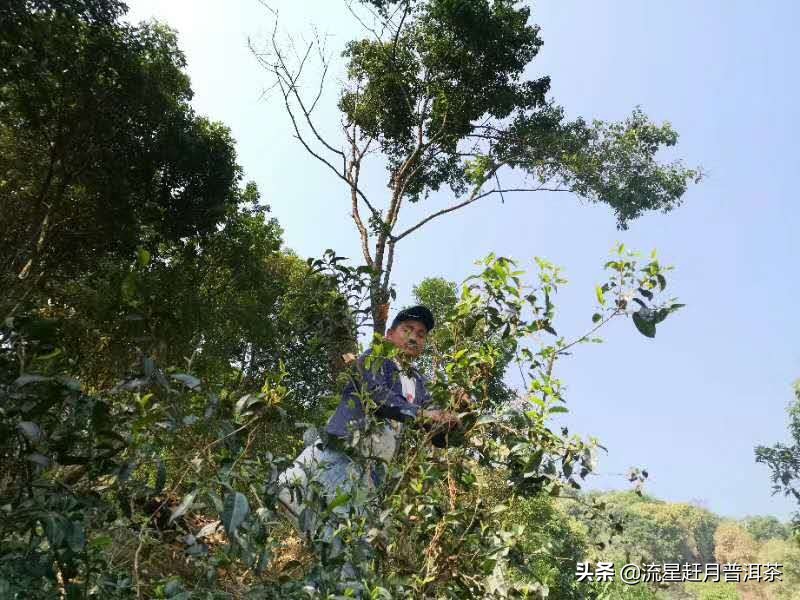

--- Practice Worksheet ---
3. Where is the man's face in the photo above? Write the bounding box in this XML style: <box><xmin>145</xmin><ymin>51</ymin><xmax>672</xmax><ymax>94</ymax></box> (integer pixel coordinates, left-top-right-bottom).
<box><xmin>386</xmin><ymin>319</ymin><xmax>428</xmax><ymax>358</ymax></box>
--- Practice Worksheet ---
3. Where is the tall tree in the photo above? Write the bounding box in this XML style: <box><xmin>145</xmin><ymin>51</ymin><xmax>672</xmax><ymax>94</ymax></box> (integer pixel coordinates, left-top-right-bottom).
<box><xmin>254</xmin><ymin>0</ymin><xmax>701</xmax><ymax>334</ymax></box>
<box><xmin>0</xmin><ymin>0</ymin><xmax>358</xmax><ymax>406</ymax></box>
<box><xmin>756</xmin><ymin>381</ymin><xmax>800</xmax><ymax>530</ymax></box>
<box><xmin>1</xmin><ymin>0</ymin><xmax>241</xmax><ymax>320</ymax></box>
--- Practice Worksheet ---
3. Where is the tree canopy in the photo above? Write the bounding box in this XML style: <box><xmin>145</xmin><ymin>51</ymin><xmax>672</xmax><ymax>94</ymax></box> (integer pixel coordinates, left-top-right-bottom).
<box><xmin>255</xmin><ymin>0</ymin><xmax>702</xmax><ymax>332</ymax></box>
<box><xmin>756</xmin><ymin>381</ymin><xmax>800</xmax><ymax>530</ymax></box>
<box><xmin>1</xmin><ymin>0</ymin><xmax>240</xmax><ymax>320</ymax></box>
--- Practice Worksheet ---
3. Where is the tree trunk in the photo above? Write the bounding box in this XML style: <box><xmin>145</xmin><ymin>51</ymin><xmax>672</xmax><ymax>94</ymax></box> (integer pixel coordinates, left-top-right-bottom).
<box><xmin>370</xmin><ymin>277</ymin><xmax>390</xmax><ymax>336</ymax></box>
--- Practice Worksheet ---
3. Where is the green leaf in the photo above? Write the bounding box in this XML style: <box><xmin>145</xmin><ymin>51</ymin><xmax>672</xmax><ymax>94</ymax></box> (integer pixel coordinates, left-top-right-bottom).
<box><xmin>653</xmin><ymin>308</ymin><xmax>670</xmax><ymax>324</ymax></box>
<box><xmin>171</xmin><ymin>373</ymin><xmax>201</xmax><ymax>391</ymax></box>
<box><xmin>656</xmin><ymin>274</ymin><xmax>667</xmax><ymax>290</ymax></box>
<box><xmin>474</xmin><ymin>415</ymin><xmax>497</xmax><ymax>426</ymax></box>
<box><xmin>325</xmin><ymin>492</ymin><xmax>352</xmax><ymax>514</ymax></box>
<box><xmin>121</xmin><ymin>271</ymin><xmax>138</xmax><ymax>300</ymax></box>
<box><xmin>66</xmin><ymin>521</ymin><xmax>85</xmax><ymax>552</ymax></box>
<box><xmin>222</xmin><ymin>492</ymin><xmax>249</xmax><ymax>537</ymax></box>
<box><xmin>14</xmin><ymin>374</ymin><xmax>50</xmax><ymax>387</ymax></box>
<box><xmin>549</xmin><ymin>406</ymin><xmax>569</xmax><ymax>414</ymax></box>
<box><xmin>137</xmin><ymin>247</ymin><xmax>151</xmax><ymax>267</ymax></box>
<box><xmin>591</xmin><ymin>313</ymin><xmax>602</xmax><ymax>323</ymax></box>
<box><xmin>17</xmin><ymin>421</ymin><xmax>43</xmax><ymax>443</ymax></box>
<box><xmin>55</xmin><ymin>375</ymin><xmax>81</xmax><ymax>391</ymax></box>
<box><xmin>595</xmin><ymin>285</ymin><xmax>605</xmax><ymax>306</ymax></box>
<box><xmin>33</xmin><ymin>348</ymin><xmax>62</xmax><ymax>361</ymax></box>
<box><xmin>632</xmin><ymin>311</ymin><xmax>656</xmax><ymax>338</ymax></box>
<box><xmin>44</xmin><ymin>515</ymin><xmax>66</xmax><ymax>547</ymax></box>
<box><xmin>534</xmin><ymin>320</ymin><xmax>557</xmax><ymax>335</ymax></box>
<box><xmin>89</xmin><ymin>535</ymin><xmax>113</xmax><ymax>550</ymax></box>
<box><xmin>26</xmin><ymin>453</ymin><xmax>50</xmax><ymax>467</ymax></box>
<box><xmin>207</xmin><ymin>492</ymin><xmax>224</xmax><ymax>514</ymax></box>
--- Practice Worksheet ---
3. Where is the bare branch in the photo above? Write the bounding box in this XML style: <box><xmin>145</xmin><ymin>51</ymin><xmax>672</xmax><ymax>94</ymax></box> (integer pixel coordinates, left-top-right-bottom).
<box><xmin>345</xmin><ymin>0</ymin><xmax>384</xmax><ymax>42</ymax></box>
<box><xmin>251</xmin><ymin>13</ymin><xmax>385</xmax><ymax>229</ymax></box>
<box><xmin>390</xmin><ymin>2</ymin><xmax>412</xmax><ymax>59</ymax></box>
<box><xmin>348</xmin><ymin>123</ymin><xmax>375</xmax><ymax>267</ymax></box>
<box><xmin>267</xmin><ymin>34</ymin><xmax>344</xmax><ymax>160</ymax></box>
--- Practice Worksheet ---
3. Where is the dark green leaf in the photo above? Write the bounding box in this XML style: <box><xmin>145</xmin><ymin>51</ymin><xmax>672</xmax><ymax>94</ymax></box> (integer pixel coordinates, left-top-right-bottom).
<box><xmin>14</xmin><ymin>374</ymin><xmax>50</xmax><ymax>387</ymax></box>
<box><xmin>26</xmin><ymin>453</ymin><xmax>50</xmax><ymax>467</ymax></box>
<box><xmin>66</xmin><ymin>521</ymin><xmax>85</xmax><ymax>552</ymax></box>
<box><xmin>154</xmin><ymin>459</ymin><xmax>167</xmax><ymax>495</ymax></box>
<box><xmin>632</xmin><ymin>310</ymin><xmax>656</xmax><ymax>338</ymax></box>
<box><xmin>44</xmin><ymin>515</ymin><xmax>66</xmax><ymax>548</ymax></box>
<box><xmin>136</xmin><ymin>247</ymin><xmax>151</xmax><ymax>267</ymax></box>
<box><xmin>171</xmin><ymin>373</ymin><xmax>201</xmax><ymax>390</ymax></box>
<box><xmin>16</xmin><ymin>421</ymin><xmax>43</xmax><ymax>443</ymax></box>
<box><xmin>222</xmin><ymin>492</ymin><xmax>249</xmax><ymax>537</ymax></box>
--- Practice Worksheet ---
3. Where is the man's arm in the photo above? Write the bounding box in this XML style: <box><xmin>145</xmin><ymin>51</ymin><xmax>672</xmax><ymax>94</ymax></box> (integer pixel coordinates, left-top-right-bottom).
<box><xmin>356</xmin><ymin>356</ymin><xmax>420</xmax><ymax>423</ymax></box>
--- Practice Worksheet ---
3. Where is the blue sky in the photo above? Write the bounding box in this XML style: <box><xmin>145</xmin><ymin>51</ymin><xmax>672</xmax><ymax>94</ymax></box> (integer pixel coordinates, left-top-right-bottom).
<box><xmin>126</xmin><ymin>1</ymin><xmax>799</xmax><ymax>520</ymax></box>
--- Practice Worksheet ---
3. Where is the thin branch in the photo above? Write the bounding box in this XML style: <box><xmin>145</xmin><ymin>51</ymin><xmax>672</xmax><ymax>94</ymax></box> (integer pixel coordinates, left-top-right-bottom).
<box><xmin>345</xmin><ymin>0</ymin><xmax>383</xmax><ymax>42</ymax></box>
<box><xmin>261</xmin><ymin>61</ymin><xmax>381</xmax><ymax>225</ymax></box>
<box><xmin>267</xmin><ymin>35</ymin><xmax>344</xmax><ymax>159</ymax></box>
<box><xmin>494</xmin><ymin>172</ymin><xmax>506</xmax><ymax>204</ymax></box>
<box><xmin>556</xmin><ymin>309</ymin><xmax>621</xmax><ymax>357</ymax></box>
<box><xmin>349</xmin><ymin>123</ymin><xmax>375</xmax><ymax>267</ymax></box>
<box><xmin>388</xmin><ymin>106</ymin><xmax>448</xmax><ymax>230</ymax></box>
<box><xmin>273</xmin><ymin>78</ymin><xmax>345</xmax><ymax>186</ymax></box>
<box><xmin>390</xmin><ymin>2</ymin><xmax>411</xmax><ymax>60</ymax></box>
<box><xmin>381</xmin><ymin>238</ymin><xmax>396</xmax><ymax>291</ymax></box>
<box><xmin>394</xmin><ymin>182</ymin><xmax>571</xmax><ymax>242</ymax></box>
<box><xmin>253</xmin><ymin>25</ymin><xmax>386</xmax><ymax>227</ymax></box>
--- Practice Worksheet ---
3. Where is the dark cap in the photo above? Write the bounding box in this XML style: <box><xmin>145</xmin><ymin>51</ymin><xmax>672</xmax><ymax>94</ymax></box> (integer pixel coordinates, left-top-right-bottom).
<box><xmin>390</xmin><ymin>305</ymin><xmax>435</xmax><ymax>332</ymax></box>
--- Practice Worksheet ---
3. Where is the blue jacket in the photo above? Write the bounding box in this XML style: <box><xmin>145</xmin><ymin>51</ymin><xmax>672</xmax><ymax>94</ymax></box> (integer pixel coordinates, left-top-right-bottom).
<box><xmin>326</xmin><ymin>350</ymin><xmax>432</xmax><ymax>439</ymax></box>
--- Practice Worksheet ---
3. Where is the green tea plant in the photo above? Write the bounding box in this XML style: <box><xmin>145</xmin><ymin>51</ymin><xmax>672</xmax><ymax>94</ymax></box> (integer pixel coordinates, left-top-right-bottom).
<box><xmin>0</xmin><ymin>246</ymin><xmax>682</xmax><ymax>598</ymax></box>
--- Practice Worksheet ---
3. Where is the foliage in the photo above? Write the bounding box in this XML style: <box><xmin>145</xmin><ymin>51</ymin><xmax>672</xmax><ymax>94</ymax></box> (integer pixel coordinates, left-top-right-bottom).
<box><xmin>413</xmin><ymin>276</ymin><xmax>515</xmax><ymax>406</ymax></box>
<box><xmin>564</xmin><ymin>491</ymin><xmax>719</xmax><ymax>565</ymax></box>
<box><xmin>501</xmin><ymin>488</ymin><xmax>589</xmax><ymax>599</ymax></box>
<box><xmin>0</xmin><ymin>247</ymin><xmax>684</xmax><ymax>597</ymax></box>
<box><xmin>1</xmin><ymin>0</ymin><xmax>245</xmax><ymax>322</ymax></box>
<box><xmin>1</xmin><ymin>0</ymin><xmax>360</xmax><ymax>410</ymax></box>
<box><xmin>713</xmin><ymin>521</ymin><xmax>758</xmax><ymax>564</ymax></box>
<box><xmin>741</xmin><ymin>515</ymin><xmax>791</xmax><ymax>543</ymax></box>
<box><xmin>756</xmin><ymin>538</ymin><xmax>800</xmax><ymax>600</ymax></box>
<box><xmin>0</xmin><ymin>2</ymin><xmax>725</xmax><ymax>598</ymax></box>
<box><xmin>756</xmin><ymin>381</ymin><xmax>800</xmax><ymax>531</ymax></box>
<box><xmin>684</xmin><ymin>581</ymin><xmax>740</xmax><ymax>600</ymax></box>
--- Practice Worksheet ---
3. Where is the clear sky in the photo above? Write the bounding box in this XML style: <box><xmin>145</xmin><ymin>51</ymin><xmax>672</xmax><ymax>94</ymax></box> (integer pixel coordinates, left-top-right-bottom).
<box><xmin>125</xmin><ymin>0</ymin><xmax>799</xmax><ymax>520</ymax></box>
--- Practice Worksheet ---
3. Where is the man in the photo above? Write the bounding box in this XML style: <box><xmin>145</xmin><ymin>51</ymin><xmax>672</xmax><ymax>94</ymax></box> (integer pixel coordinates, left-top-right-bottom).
<box><xmin>277</xmin><ymin>304</ymin><xmax>459</xmax><ymax>531</ymax></box>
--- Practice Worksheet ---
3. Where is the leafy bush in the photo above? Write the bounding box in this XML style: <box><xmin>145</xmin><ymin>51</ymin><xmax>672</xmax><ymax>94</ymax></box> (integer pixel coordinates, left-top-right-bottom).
<box><xmin>1</xmin><ymin>246</ymin><xmax>682</xmax><ymax>598</ymax></box>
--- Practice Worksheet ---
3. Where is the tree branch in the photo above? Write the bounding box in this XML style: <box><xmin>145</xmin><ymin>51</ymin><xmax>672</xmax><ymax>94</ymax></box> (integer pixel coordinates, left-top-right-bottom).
<box><xmin>262</xmin><ymin>32</ymin><xmax>344</xmax><ymax>160</ymax></box>
<box><xmin>349</xmin><ymin>123</ymin><xmax>374</xmax><ymax>267</ymax></box>
<box><xmin>252</xmin><ymin>24</ymin><xmax>384</xmax><ymax>228</ymax></box>
<box><xmin>393</xmin><ymin>184</ymin><xmax>571</xmax><ymax>242</ymax></box>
